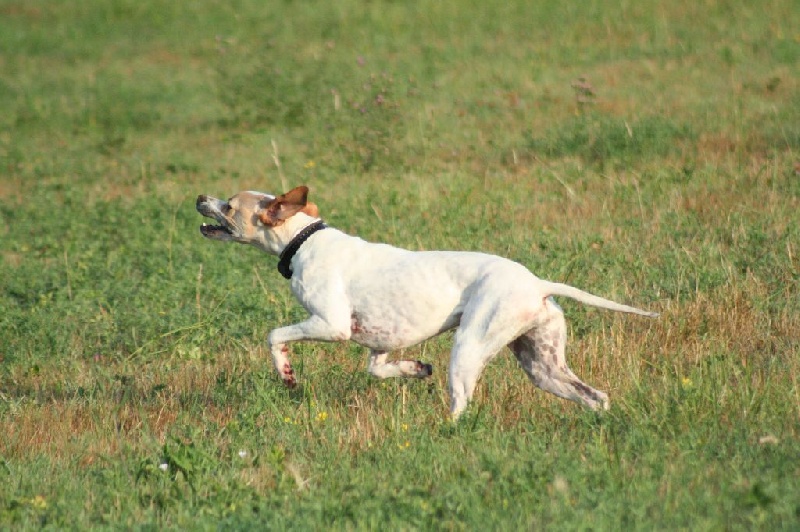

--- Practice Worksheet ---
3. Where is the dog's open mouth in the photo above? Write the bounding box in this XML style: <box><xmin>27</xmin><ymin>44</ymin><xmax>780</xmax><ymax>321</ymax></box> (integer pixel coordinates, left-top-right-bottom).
<box><xmin>200</xmin><ymin>222</ymin><xmax>232</xmax><ymax>237</ymax></box>
<box><xmin>197</xmin><ymin>195</ymin><xmax>237</xmax><ymax>240</ymax></box>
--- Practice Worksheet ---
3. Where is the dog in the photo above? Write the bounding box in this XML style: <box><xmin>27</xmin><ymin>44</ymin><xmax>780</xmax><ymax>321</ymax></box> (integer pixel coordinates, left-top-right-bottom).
<box><xmin>196</xmin><ymin>186</ymin><xmax>658</xmax><ymax>418</ymax></box>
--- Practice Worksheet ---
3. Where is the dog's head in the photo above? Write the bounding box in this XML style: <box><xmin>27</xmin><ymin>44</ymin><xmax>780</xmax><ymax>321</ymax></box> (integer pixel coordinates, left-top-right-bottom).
<box><xmin>196</xmin><ymin>185</ymin><xmax>319</xmax><ymax>254</ymax></box>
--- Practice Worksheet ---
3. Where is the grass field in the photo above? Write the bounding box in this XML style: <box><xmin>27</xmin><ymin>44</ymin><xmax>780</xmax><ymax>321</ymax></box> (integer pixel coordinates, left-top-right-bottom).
<box><xmin>1</xmin><ymin>0</ymin><xmax>799</xmax><ymax>528</ymax></box>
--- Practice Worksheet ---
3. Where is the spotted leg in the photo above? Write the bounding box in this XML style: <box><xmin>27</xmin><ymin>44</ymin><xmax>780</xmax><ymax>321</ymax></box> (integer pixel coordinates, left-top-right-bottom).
<box><xmin>508</xmin><ymin>300</ymin><xmax>609</xmax><ymax>411</ymax></box>
<box><xmin>267</xmin><ymin>315</ymin><xmax>351</xmax><ymax>388</ymax></box>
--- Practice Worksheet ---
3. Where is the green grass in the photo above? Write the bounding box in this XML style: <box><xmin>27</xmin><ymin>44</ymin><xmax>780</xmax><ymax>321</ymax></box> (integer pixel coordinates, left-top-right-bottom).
<box><xmin>1</xmin><ymin>0</ymin><xmax>799</xmax><ymax>529</ymax></box>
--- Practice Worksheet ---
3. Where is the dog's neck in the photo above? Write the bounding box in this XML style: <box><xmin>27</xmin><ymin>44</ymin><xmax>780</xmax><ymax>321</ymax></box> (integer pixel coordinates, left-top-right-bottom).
<box><xmin>255</xmin><ymin>212</ymin><xmax>323</xmax><ymax>257</ymax></box>
<box><xmin>277</xmin><ymin>220</ymin><xmax>328</xmax><ymax>279</ymax></box>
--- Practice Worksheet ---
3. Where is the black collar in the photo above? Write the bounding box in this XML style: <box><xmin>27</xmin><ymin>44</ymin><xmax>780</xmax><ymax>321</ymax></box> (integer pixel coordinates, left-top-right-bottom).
<box><xmin>277</xmin><ymin>220</ymin><xmax>328</xmax><ymax>279</ymax></box>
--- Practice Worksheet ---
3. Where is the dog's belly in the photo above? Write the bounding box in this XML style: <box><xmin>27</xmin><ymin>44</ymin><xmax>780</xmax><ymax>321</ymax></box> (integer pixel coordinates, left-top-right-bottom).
<box><xmin>349</xmin><ymin>309</ymin><xmax>461</xmax><ymax>351</ymax></box>
<box><xmin>341</xmin><ymin>251</ymin><xmax>515</xmax><ymax>351</ymax></box>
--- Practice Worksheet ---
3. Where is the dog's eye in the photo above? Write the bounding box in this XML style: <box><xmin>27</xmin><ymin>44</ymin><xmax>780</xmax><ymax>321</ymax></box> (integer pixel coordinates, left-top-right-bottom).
<box><xmin>222</xmin><ymin>204</ymin><xmax>232</xmax><ymax>215</ymax></box>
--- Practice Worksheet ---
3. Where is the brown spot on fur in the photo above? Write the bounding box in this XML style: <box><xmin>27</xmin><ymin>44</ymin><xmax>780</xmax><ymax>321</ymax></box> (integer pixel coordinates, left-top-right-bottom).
<box><xmin>571</xmin><ymin>380</ymin><xmax>596</xmax><ymax>400</ymax></box>
<box><xmin>351</xmin><ymin>313</ymin><xmax>362</xmax><ymax>334</ymax></box>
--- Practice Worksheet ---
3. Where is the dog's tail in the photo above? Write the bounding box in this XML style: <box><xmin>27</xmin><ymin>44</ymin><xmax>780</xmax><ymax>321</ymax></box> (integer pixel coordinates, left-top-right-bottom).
<box><xmin>542</xmin><ymin>281</ymin><xmax>659</xmax><ymax>318</ymax></box>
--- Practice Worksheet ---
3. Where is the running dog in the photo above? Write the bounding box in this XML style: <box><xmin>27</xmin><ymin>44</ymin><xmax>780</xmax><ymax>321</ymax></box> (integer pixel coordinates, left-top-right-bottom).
<box><xmin>196</xmin><ymin>186</ymin><xmax>658</xmax><ymax>418</ymax></box>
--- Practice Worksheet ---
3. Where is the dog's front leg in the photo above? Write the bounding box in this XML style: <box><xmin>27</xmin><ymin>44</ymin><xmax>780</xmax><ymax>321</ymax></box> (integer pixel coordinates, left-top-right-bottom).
<box><xmin>267</xmin><ymin>315</ymin><xmax>350</xmax><ymax>388</ymax></box>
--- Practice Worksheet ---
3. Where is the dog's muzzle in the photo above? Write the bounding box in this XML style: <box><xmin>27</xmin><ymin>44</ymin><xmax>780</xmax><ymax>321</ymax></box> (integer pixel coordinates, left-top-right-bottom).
<box><xmin>196</xmin><ymin>195</ymin><xmax>233</xmax><ymax>238</ymax></box>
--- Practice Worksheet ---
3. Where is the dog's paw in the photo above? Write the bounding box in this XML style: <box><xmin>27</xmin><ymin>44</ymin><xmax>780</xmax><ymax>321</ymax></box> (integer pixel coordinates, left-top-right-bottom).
<box><xmin>281</xmin><ymin>363</ymin><xmax>297</xmax><ymax>388</ymax></box>
<box><xmin>415</xmin><ymin>361</ymin><xmax>433</xmax><ymax>378</ymax></box>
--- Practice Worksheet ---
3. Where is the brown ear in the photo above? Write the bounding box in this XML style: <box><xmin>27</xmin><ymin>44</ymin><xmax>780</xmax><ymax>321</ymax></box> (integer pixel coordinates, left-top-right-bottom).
<box><xmin>302</xmin><ymin>202</ymin><xmax>319</xmax><ymax>218</ymax></box>
<box><xmin>281</xmin><ymin>185</ymin><xmax>309</xmax><ymax>206</ymax></box>
<box><xmin>257</xmin><ymin>186</ymin><xmax>310</xmax><ymax>226</ymax></box>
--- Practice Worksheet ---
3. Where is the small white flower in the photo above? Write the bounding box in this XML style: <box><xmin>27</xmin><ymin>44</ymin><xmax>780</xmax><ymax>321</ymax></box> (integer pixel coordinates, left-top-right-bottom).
<box><xmin>759</xmin><ymin>434</ymin><xmax>779</xmax><ymax>445</ymax></box>
<box><xmin>238</xmin><ymin>450</ymin><xmax>248</xmax><ymax>458</ymax></box>
<box><xmin>159</xmin><ymin>462</ymin><xmax>169</xmax><ymax>472</ymax></box>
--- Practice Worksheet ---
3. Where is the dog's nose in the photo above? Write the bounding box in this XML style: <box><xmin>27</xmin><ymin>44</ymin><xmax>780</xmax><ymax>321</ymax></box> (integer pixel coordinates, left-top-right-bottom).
<box><xmin>196</xmin><ymin>195</ymin><xmax>208</xmax><ymax>206</ymax></box>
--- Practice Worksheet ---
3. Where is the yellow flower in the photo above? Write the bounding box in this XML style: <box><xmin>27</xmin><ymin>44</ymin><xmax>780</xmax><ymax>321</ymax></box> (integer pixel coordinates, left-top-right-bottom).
<box><xmin>284</xmin><ymin>416</ymin><xmax>293</xmax><ymax>423</ymax></box>
<box><xmin>30</xmin><ymin>496</ymin><xmax>47</xmax><ymax>509</ymax></box>
<box><xmin>316</xmin><ymin>411</ymin><xmax>328</xmax><ymax>422</ymax></box>
<box><xmin>401</xmin><ymin>423</ymin><xmax>408</xmax><ymax>432</ymax></box>
<box><xmin>304</xmin><ymin>160</ymin><xmax>316</xmax><ymax>169</ymax></box>
<box><xmin>681</xmin><ymin>377</ymin><xmax>693</xmax><ymax>388</ymax></box>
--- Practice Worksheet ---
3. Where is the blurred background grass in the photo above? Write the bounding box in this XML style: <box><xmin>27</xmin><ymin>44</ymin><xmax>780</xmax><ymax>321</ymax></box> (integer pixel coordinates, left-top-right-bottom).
<box><xmin>1</xmin><ymin>0</ymin><xmax>798</xmax><ymax>528</ymax></box>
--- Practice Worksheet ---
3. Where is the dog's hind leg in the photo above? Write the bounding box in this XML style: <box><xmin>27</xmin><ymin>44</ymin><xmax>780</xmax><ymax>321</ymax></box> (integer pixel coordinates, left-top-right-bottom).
<box><xmin>447</xmin><ymin>294</ymin><xmax>541</xmax><ymax>419</ymax></box>
<box><xmin>367</xmin><ymin>350</ymin><xmax>433</xmax><ymax>379</ymax></box>
<box><xmin>508</xmin><ymin>303</ymin><xmax>609</xmax><ymax>411</ymax></box>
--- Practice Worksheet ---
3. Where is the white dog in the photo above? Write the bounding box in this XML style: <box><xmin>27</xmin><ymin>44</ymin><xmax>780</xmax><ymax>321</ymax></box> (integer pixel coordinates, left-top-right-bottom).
<box><xmin>197</xmin><ymin>186</ymin><xmax>658</xmax><ymax>418</ymax></box>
